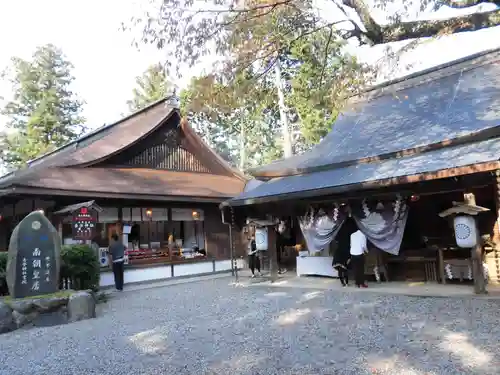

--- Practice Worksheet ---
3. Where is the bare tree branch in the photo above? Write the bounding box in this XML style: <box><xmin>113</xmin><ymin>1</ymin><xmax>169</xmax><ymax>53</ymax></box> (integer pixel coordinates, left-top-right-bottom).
<box><xmin>381</xmin><ymin>7</ymin><xmax>500</xmax><ymax>43</ymax></box>
<box><xmin>342</xmin><ymin>0</ymin><xmax>500</xmax><ymax>44</ymax></box>
<box><xmin>442</xmin><ymin>0</ymin><xmax>500</xmax><ymax>9</ymax></box>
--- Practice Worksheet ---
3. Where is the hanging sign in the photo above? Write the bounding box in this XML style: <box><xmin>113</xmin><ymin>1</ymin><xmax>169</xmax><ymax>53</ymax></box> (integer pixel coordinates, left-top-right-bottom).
<box><xmin>72</xmin><ymin>207</ymin><xmax>97</xmax><ymax>240</ymax></box>
<box><xmin>255</xmin><ymin>227</ymin><xmax>268</xmax><ymax>251</ymax></box>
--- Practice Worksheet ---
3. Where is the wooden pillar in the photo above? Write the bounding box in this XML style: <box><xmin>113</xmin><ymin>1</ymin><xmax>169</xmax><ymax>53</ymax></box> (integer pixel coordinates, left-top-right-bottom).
<box><xmin>268</xmin><ymin>225</ymin><xmax>278</xmax><ymax>282</ymax></box>
<box><xmin>168</xmin><ymin>208</ymin><xmax>173</xmax><ymax>261</ymax></box>
<box><xmin>491</xmin><ymin>170</ymin><xmax>500</xmax><ymax>284</ymax></box>
<box><xmin>438</xmin><ymin>248</ymin><xmax>446</xmax><ymax>284</ymax></box>
<box><xmin>464</xmin><ymin>192</ymin><xmax>486</xmax><ymax>294</ymax></box>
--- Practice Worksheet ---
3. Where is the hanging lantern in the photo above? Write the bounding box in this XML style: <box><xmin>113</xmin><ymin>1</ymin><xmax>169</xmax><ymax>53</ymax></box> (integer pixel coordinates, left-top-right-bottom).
<box><xmin>454</xmin><ymin>215</ymin><xmax>478</xmax><ymax>248</ymax></box>
<box><xmin>410</xmin><ymin>195</ymin><xmax>420</xmax><ymax>202</ymax></box>
<box><xmin>192</xmin><ymin>210</ymin><xmax>200</xmax><ymax>220</ymax></box>
<box><xmin>145</xmin><ymin>208</ymin><xmax>153</xmax><ymax>218</ymax></box>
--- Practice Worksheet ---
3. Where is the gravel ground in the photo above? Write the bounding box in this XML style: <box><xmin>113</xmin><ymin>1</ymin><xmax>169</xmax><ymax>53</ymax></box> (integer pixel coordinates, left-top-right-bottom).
<box><xmin>1</xmin><ymin>277</ymin><xmax>500</xmax><ymax>375</ymax></box>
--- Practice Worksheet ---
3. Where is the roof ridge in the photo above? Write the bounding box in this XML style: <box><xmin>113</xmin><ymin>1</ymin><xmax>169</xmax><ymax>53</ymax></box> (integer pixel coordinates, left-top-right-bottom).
<box><xmin>253</xmin><ymin>125</ymin><xmax>500</xmax><ymax>179</ymax></box>
<box><xmin>354</xmin><ymin>47</ymin><xmax>500</xmax><ymax>104</ymax></box>
<box><xmin>28</xmin><ymin>97</ymin><xmax>171</xmax><ymax>167</ymax></box>
<box><xmin>0</xmin><ymin>97</ymin><xmax>175</xmax><ymax>185</ymax></box>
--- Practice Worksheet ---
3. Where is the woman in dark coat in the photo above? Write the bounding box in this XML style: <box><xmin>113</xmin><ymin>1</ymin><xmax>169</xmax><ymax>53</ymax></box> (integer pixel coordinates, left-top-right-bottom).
<box><xmin>332</xmin><ymin>244</ymin><xmax>351</xmax><ymax>287</ymax></box>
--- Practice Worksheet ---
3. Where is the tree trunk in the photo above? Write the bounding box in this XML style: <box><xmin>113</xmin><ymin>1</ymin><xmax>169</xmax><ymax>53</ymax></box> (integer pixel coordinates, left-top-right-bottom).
<box><xmin>239</xmin><ymin>123</ymin><xmax>246</xmax><ymax>171</ymax></box>
<box><xmin>464</xmin><ymin>192</ymin><xmax>487</xmax><ymax>294</ymax></box>
<box><xmin>274</xmin><ymin>59</ymin><xmax>293</xmax><ymax>158</ymax></box>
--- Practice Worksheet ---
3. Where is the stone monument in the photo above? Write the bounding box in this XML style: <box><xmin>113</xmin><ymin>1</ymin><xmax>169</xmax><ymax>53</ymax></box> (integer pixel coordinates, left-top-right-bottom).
<box><xmin>6</xmin><ymin>211</ymin><xmax>61</xmax><ymax>298</ymax></box>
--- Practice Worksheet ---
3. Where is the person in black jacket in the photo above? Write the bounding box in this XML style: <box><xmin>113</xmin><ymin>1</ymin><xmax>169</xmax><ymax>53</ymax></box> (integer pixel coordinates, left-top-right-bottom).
<box><xmin>247</xmin><ymin>235</ymin><xmax>261</xmax><ymax>278</ymax></box>
<box><xmin>332</xmin><ymin>245</ymin><xmax>351</xmax><ymax>287</ymax></box>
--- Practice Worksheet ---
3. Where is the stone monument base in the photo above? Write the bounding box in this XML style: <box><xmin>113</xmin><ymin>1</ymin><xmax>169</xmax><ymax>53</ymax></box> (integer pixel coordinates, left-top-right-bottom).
<box><xmin>0</xmin><ymin>290</ymin><xmax>96</xmax><ymax>334</ymax></box>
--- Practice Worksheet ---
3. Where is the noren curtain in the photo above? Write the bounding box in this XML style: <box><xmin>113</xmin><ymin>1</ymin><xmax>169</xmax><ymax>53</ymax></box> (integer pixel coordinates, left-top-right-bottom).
<box><xmin>350</xmin><ymin>195</ymin><xmax>409</xmax><ymax>256</ymax></box>
<box><xmin>298</xmin><ymin>206</ymin><xmax>347</xmax><ymax>254</ymax></box>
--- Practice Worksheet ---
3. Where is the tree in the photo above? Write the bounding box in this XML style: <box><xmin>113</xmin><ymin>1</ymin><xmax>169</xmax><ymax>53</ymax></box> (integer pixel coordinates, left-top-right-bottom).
<box><xmin>180</xmin><ymin>75</ymin><xmax>282</xmax><ymax>170</ymax></box>
<box><xmin>131</xmin><ymin>0</ymin><xmax>499</xmax><ymax>80</ymax></box>
<box><xmin>127</xmin><ymin>63</ymin><xmax>174</xmax><ymax>112</ymax></box>
<box><xmin>179</xmin><ymin>23</ymin><xmax>368</xmax><ymax>159</ymax></box>
<box><xmin>1</xmin><ymin>44</ymin><xmax>86</xmax><ymax>169</ymax></box>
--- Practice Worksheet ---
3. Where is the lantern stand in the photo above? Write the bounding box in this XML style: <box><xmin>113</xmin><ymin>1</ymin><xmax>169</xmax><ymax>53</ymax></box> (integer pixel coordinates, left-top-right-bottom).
<box><xmin>439</xmin><ymin>194</ymin><xmax>490</xmax><ymax>294</ymax></box>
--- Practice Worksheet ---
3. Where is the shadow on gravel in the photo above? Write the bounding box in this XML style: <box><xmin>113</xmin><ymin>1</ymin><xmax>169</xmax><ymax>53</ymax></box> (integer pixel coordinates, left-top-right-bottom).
<box><xmin>7</xmin><ymin>279</ymin><xmax>496</xmax><ymax>375</ymax></box>
<box><xmin>203</xmin><ymin>286</ymin><xmax>500</xmax><ymax>375</ymax></box>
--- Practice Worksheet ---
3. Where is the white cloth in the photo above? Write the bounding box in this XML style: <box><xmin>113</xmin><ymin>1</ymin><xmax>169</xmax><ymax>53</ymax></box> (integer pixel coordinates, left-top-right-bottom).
<box><xmin>350</xmin><ymin>230</ymin><xmax>367</xmax><ymax>256</ymax></box>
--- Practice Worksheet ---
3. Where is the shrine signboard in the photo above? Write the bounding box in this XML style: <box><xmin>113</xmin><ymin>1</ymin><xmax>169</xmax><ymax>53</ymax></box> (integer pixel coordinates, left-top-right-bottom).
<box><xmin>72</xmin><ymin>207</ymin><xmax>97</xmax><ymax>240</ymax></box>
<box><xmin>7</xmin><ymin>211</ymin><xmax>61</xmax><ymax>298</ymax></box>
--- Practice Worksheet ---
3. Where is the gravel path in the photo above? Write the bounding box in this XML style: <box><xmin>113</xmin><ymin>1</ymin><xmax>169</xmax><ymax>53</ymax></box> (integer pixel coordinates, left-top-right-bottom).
<box><xmin>1</xmin><ymin>278</ymin><xmax>500</xmax><ymax>375</ymax></box>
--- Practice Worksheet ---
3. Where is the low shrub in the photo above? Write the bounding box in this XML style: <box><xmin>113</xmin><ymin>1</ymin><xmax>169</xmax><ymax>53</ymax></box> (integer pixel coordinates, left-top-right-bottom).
<box><xmin>60</xmin><ymin>244</ymin><xmax>100</xmax><ymax>292</ymax></box>
<box><xmin>0</xmin><ymin>252</ymin><xmax>8</xmax><ymax>296</ymax></box>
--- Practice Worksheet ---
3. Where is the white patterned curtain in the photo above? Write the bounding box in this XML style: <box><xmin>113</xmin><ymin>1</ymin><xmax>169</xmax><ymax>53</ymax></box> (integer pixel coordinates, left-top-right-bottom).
<box><xmin>351</xmin><ymin>195</ymin><xmax>409</xmax><ymax>255</ymax></box>
<box><xmin>299</xmin><ymin>206</ymin><xmax>347</xmax><ymax>254</ymax></box>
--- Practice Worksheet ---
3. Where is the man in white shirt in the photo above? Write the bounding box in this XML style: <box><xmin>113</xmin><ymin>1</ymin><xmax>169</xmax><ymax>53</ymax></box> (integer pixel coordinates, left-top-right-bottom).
<box><xmin>350</xmin><ymin>229</ymin><xmax>368</xmax><ymax>288</ymax></box>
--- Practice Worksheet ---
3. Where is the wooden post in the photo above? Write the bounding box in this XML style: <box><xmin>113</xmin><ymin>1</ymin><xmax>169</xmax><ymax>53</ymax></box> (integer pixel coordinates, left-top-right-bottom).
<box><xmin>489</xmin><ymin>170</ymin><xmax>500</xmax><ymax>285</ymax></box>
<box><xmin>268</xmin><ymin>225</ymin><xmax>279</xmax><ymax>282</ymax></box>
<box><xmin>464</xmin><ymin>192</ymin><xmax>487</xmax><ymax>294</ymax></box>
<box><xmin>438</xmin><ymin>248</ymin><xmax>446</xmax><ymax>284</ymax></box>
<box><xmin>168</xmin><ymin>208</ymin><xmax>173</xmax><ymax>261</ymax></box>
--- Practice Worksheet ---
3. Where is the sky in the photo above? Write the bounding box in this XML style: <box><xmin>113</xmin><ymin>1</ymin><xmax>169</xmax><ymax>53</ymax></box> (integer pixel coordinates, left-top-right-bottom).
<box><xmin>0</xmin><ymin>0</ymin><xmax>212</xmax><ymax>129</ymax></box>
<box><xmin>0</xmin><ymin>0</ymin><xmax>499</xmax><ymax>131</ymax></box>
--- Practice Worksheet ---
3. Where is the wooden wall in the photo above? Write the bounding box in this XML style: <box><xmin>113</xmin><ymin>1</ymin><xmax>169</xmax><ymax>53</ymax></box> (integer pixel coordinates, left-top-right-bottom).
<box><xmin>99</xmin><ymin>118</ymin><xmax>214</xmax><ymax>174</ymax></box>
<box><xmin>204</xmin><ymin>206</ymin><xmax>231</xmax><ymax>260</ymax></box>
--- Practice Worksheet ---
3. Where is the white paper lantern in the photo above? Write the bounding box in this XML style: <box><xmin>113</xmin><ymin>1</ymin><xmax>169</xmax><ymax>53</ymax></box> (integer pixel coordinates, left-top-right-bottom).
<box><xmin>454</xmin><ymin>215</ymin><xmax>477</xmax><ymax>248</ymax></box>
<box><xmin>255</xmin><ymin>227</ymin><xmax>268</xmax><ymax>251</ymax></box>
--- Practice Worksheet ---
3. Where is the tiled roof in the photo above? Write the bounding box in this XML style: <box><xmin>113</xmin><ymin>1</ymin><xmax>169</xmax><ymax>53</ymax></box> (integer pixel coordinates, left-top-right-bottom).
<box><xmin>0</xmin><ymin>98</ymin><xmax>247</xmax><ymax>199</ymax></box>
<box><xmin>10</xmin><ymin>167</ymin><xmax>245</xmax><ymax>200</ymax></box>
<box><xmin>226</xmin><ymin>126</ymin><xmax>500</xmax><ymax>206</ymax></box>
<box><xmin>252</xmin><ymin>48</ymin><xmax>500</xmax><ymax>178</ymax></box>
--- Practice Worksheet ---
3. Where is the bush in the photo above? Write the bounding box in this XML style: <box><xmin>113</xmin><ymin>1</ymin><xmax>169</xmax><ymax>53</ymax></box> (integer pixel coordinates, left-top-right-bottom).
<box><xmin>0</xmin><ymin>252</ymin><xmax>8</xmax><ymax>296</ymax></box>
<box><xmin>61</xmin><ymin>244</ymin><xmax>100</xmax><ymax>292</ymax></box>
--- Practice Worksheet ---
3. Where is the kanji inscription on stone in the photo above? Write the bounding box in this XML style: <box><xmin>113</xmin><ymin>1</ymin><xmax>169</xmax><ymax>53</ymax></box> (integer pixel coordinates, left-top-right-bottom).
<box><xmin>6</xmin><ymin>211</ymin><xmax>61</xmax><ymax>298</ymax></box>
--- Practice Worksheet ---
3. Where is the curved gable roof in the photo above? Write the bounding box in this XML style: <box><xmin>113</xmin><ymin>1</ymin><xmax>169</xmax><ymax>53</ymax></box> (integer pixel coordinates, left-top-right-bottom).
<box><xmin>0</xmin><ymin>98</ymin><xmax>247</xmax><ymax>193</ymax></box>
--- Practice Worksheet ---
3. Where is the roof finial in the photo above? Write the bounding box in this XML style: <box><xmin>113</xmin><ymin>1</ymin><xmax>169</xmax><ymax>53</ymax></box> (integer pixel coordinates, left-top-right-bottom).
<box><xmin>163</xmin><ymin>60</ymin><xmax>180</xmax><ymax>109</ymax></box>
<box><xmin>165</xmin><ymin>87</ymin><xmax>180</xmax><ymax>109</ymax></box>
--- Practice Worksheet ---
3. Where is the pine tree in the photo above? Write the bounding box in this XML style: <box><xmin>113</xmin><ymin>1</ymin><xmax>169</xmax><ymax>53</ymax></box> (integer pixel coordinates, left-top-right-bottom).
<box><xmin>1</xmin><ymin>44</ymin><xmax>86</xmax><ymax>169</ymax></box>
<box><xmin>127</xmin><ymin>63</ymin><xmax>173</xmax><ymax>112</ymax></box>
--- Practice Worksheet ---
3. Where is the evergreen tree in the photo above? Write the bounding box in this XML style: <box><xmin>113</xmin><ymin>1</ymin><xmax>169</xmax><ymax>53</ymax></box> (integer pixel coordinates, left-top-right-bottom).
<box><xmin>127</xmin><ymin>63</ymin><xmax>173</xmax><ymax>112</ymax></box>
<box><xmin>1</xmin><ymin>44</ymin><xmax>86</xmax><ymax>169</ymax></box>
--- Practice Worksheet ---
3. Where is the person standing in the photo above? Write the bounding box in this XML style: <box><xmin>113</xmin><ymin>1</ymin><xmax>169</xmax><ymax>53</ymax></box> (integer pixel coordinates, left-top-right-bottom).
<box><xmin>332</xmin><ymin>245</ymin><xmax>350</xmax><ymax>287</ymax></box>
<box><xmin>108</xmin><ymin>232</ymin><xmax>126</xmax><ymax>291</ymax></box>
<box><xmin>350</xmin><ymin>229</ymin><xmax>368</xmax><ymax>288</ymax></box>
<box><xmin>248</xmin><ymin>235</ymin><xmax>261</xmax><ymax>278</ymax></box>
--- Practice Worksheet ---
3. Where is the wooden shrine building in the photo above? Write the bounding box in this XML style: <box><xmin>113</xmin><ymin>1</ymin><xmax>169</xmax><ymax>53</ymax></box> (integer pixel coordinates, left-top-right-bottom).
<box><xmin>0</xmin><ymin>98</ymin><xmax>248</xmax><ymax>287</ymax></box>
<box><xmin>222</xmin><ymin>48</ymin><xmax>500</xmax><ymax>291</ymax></box>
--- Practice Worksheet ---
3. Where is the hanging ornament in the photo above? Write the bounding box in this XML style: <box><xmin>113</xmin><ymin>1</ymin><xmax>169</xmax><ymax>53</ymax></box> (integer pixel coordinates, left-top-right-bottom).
<box><xmin>445</xmin><ymin>263</ymin><xmax>453</xmax><ymax>279</ymax></box>
<box><xmin>362</xmin><ymin>199</ymin><xmax>371</xmax><ymax>218</ymax></box>
<box><xmin>332</xmin><ymin>207</ymin><xmax>339</xmax><ymax>222</ymax></box>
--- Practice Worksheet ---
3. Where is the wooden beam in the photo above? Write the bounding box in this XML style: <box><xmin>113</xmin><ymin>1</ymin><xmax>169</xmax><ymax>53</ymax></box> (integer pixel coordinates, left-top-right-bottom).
<box><xmin>464</xmin><ymin>192</ymin><xmax>487</xmax><ymax>294</ymax></box>
<box><xmin>6</xmin><ymin>187</ymin><xmax>230</xmax><ymax>204</ymax></box>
